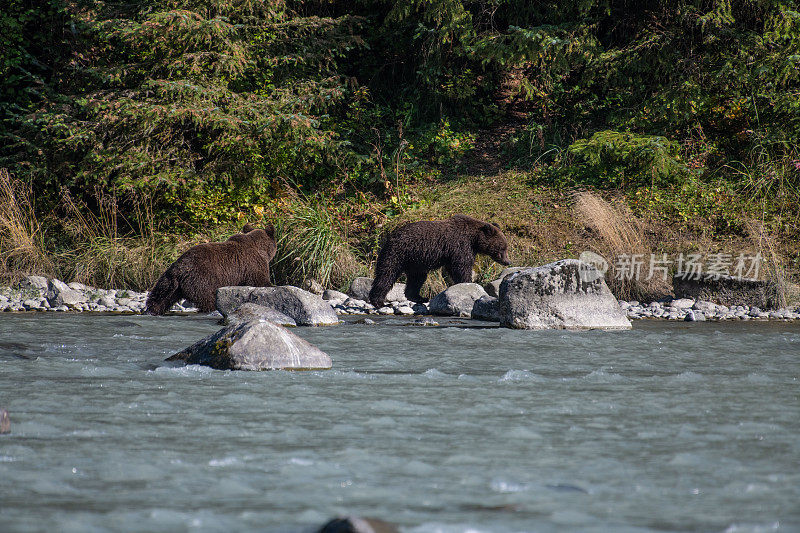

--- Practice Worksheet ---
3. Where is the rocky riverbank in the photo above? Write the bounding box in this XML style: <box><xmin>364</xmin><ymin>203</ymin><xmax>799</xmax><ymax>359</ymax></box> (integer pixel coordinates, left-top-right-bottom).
<box><xmin>2</xmin><ymin>274</ymin><xmax>799</xmax><ymax>322</ymax></box>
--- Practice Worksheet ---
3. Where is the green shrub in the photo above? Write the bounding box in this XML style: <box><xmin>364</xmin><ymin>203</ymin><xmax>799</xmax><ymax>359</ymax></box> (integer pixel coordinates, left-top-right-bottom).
<box><xmin>566</xmin><ymin>130</ymin><xmax>691</xmax><ymax>188</ymax></box>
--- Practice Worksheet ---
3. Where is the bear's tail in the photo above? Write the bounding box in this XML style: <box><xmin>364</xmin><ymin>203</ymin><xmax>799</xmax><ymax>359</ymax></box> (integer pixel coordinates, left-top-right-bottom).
<box><xmin>145</xmin><ymin>270</ymin><xmax>181</xmax><ymax>315</ymax></box>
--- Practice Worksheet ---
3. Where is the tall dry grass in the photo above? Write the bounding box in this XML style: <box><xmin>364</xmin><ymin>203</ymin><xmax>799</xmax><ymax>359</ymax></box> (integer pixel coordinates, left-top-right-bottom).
<box><xmin>745</xmin><ymin>220</ymin><xmax>790</xmax><ymax>308</ymax></box>
<box><xmin>58</xmin><ymin>191</ymin><xmax>176</xmax><ymax>291</ymax></box>
<box><xmin>271</xmin><ymin>199</ymin><xmax>365</xmax><ymax>290</ymax></box>
<box><xmin>572</xmin><ymin>191</ymin><xmax>670</xmax><ymax>300</ymax></box>
<box><xmin>0</xmin><ymin>168</ymin><xmax>54</xmax><ymax>282</ymax></box>
<box><xmin>0</xmin><ymin>168</ymin><xmax>180</xmax><ymax>290</ymax></box>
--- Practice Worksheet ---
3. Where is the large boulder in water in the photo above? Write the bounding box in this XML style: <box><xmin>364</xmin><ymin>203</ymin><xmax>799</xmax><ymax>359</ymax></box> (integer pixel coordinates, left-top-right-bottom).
<box><xmin>223</xmin><ymin>303</ymin><xmax>296</xmax><ymax>327</ymax></box>
<box><xmin>429</xmin><ymin>283</ymin><xmax>488</xmax><ymax>317</ymax></box>
<box><xmin>499</xmin><ymin>259</ymin><xmax>632</xmax><ymax>330</ymax></box>
<box><xmin>167</xmin><ymin>320</ymin><xmax>331</xmax><ymax>370</ymax></box>
<box><xmin>348</xmin><ymin>277</ymin><xmax>406</xmax><ymax>302</ymax></box>
<box><xmin>216</xmin><ymin>285</ymin><xmax>338</xmax><ymax>326</ymax></box>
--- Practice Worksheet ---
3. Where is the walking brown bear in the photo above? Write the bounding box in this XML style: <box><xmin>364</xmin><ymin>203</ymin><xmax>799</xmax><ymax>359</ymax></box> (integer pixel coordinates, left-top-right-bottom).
<box><xmin>368</xmin><ymin>214</ymin><xmax>511</xmax><ymax>307</ymax></box>
<box><xmin>146</xmin><ymin>223</ymin><xmax>277</xmax><ymax>315</ymax></box>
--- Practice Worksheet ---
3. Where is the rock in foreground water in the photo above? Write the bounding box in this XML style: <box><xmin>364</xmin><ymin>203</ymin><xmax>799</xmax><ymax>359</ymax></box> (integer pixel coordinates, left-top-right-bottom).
<box><xmin>499</xmin><ymin>259</ymin><xmax>632</xmax><ymax>330</ymax></box>
<box><xmin>223</xmin><ymin>303</ymin><xmax>296</xmax><ymax>327</ymax></box>
<box><xmin>216</xmin><ymin>286</ymin><xmax>338</xmax><ymax>326</ymax></box>
<box><xmin>429</xmin><ymin>283</ymin><xmax>488</xmax><ymax>317</ymax></box>
<box><xmin>167</xmin><ymin>320</ymin><xmax>331</xmax><ymax>370</ymax></box>
<box><xmin>318</xmin><ymin>516</ymin><xmax>398</xmax><ymax>533</ymax></box>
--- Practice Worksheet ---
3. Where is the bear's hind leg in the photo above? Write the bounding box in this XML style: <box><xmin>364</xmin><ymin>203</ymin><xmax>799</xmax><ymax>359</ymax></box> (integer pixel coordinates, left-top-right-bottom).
<box><xmin>404</xmin><ymin>269</ymin><xmax>429</xmax><ymax>303</ymax></box>
<box><xmin>369</xmin><ymin>266</ymin><xmax>402</xmax><ymax>308</ymax></box>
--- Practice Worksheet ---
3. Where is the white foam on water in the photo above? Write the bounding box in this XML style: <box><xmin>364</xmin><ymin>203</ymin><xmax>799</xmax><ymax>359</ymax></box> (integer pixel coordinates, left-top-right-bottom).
<box><xmin>208</xmin><ymin>456</ymin><xmax>240</xmax><ymax>467</ymax></box>
<box><xmin>497</xmin><ymin>369</ymin><xmax>545</xmax><ymax>382</ymax></box>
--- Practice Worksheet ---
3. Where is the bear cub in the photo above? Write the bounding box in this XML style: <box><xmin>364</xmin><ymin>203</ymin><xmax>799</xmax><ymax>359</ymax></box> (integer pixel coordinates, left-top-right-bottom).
<box><xmin>146</xmin><ymin>223</ymin><xmax>277</xmax><ymax>315</ymax></box>
<box><xmin>368</xmin><ymin>214</ymin><xmax>510</xmax><ymax>307</ymax></box>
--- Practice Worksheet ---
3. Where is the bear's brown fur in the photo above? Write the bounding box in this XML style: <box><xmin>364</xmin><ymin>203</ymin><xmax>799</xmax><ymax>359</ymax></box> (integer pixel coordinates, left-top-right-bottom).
<box><xmin>369</xmin><ymin>214</ymin><xmax>510</xmax><ymax>307</ymax></box>
<box><xmin>146</xmin><ymin>223</ymin><xmax>277</xmax><ymax>315</ymax></box>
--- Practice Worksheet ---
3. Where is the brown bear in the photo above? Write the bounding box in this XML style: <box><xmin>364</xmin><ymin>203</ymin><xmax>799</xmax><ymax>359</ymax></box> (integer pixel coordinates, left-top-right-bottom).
<box><xmin>145</xmin><ymin>223</ymin><xmax>277</xmax><ymax>315</ymax></box>
<box><xmin>368</xmin><ymin>214</ymin><xmax>510</xmax><ymax>307</ymax></box>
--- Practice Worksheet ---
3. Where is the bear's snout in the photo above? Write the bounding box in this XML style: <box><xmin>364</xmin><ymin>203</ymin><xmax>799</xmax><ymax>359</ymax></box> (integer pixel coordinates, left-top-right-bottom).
<box><xmin>497</xmin><ymin>251</ymin><xmax>511</xmax><ymax>266</ymax></box>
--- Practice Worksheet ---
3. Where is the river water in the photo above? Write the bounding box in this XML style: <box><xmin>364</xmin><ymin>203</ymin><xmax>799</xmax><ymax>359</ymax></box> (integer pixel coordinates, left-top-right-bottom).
<box><xmin>0</xmin><ymin>314</ymin><xmax>798</xmax><ymax>533</ymax></box>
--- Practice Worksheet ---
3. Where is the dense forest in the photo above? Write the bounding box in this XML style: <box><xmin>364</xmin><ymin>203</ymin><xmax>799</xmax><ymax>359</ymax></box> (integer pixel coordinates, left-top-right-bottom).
<box><xmin>1</xmin><ymin>0</ymin><xmax>799</xmax><ymax>297</ymax></box>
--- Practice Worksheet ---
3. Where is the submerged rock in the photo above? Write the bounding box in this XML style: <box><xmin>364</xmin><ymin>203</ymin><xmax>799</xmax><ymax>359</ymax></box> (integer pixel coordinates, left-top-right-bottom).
<box><xmin>429</xmin><ymin>283</ymin><xmax>488</xmax><ymax>317</ymax></box>
<box><xmin>499</xmin><ymin>259</ymin><xmax>632</xmax><ymax>330</ymax></box>
<box><xmin>348</xmin><ymin>277</ymin><xmax>406</xmax><ymax>302</ymax></box>
<box><xmin>318</xmin><ymin>516</ymin><xmax>398</xmax><ymax>533</ymax></box>
<box><xmin>223</xmin><ymin>303</ymin><xmax>296</xmax><ymax>327</ymax></box>
<box><xmin>167</xmin><ymin>320</ymin><xmax>331</xmax><ymax>370</ymax></box>
<box><xmin>216</xmin><ymin>286</ymin><xmax>338</xmax><ymax>326</ymax></box>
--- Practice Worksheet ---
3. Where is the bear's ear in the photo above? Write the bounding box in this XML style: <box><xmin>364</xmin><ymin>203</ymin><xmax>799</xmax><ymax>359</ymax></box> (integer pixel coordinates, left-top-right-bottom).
<box><xmin>242</xmin><ymin>223</ymin><xmax>255</xmax><ymax>233</ymax></box>
<box><xmin>491</xmin><ymin>222</ymin><xmax>501</xmax><ymax>229</ymax></box>
<box><xmin>263</xmin><ymin>224</ymin><xmax>275</xmax><ymax>238</ymax></box>
<box><xmin>481</xmin><ymin>223</ymin><xmax>497</xmax><ymax>235</ymax></box>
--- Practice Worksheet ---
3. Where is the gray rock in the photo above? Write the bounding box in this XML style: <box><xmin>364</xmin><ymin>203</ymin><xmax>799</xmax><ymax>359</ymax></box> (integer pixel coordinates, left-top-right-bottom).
<box><xmin>18</xmin><ymin>275</ymin><xmax>48</xmax><ymax>292</ymax></box>
<box><xmin>429</xmin><ymin>283</ymin><xmax>488</xmax><ymax>317</ymax></box>
<box><xmin>692</xmin><ymin>300</ymin><xmax>717</xmax><ymax>313</ymax></box>
<box><xmin>223</xmin><ymin>303</ymin><xmax>297</xmax><ymax>327</ymax></box>
<box><xmin>167</xmin><ymin>320</ymin><xmax>331</xmax><ymax>371</ymax></box>
<box><xmin>411</xmin><ymin>317</ymin><xmax>439</xmax><ymax>327</ymax></box>
<box><xmin>301</xmin><ymin>279</ymin><xmax>324</xmax><ymax>295</ymax></box>
<box><xmin>471</xmin><ymin>295</ymin><xmax>500</xmax><ymax>321</ymax></box>
<box><xmin>348</xmin><ymin>277</ymin><xmax>406</xmax><ymax>303</ymax></box>
<box><xmin>216</xmin><ymin>286</ymin><xmax>338</xmax><ymax>326</ymax></box>
<box><xmin>356</xmin><ymin>318</ymin><xmax>376</xmax><ymax>325</ymax></box>
<box><xmin>749</xmin><ymin>307</ymin><xmax>761</xmax><ymax>317</ymax></box>
<box><xmin>412</xmin><ymin>302</ymin><xmax>429</xmax><ymax>315</ymax></box>
<box><xmin>323</xmin><ymin>289</ymin><xmax>348</xmax><ymax>301</ymax></box>
<box><xmin>396</xmin><ymin>305</ymin><xmax>415</xmax><ymax>315</ymax></box>
<box><xmin>669</xmin><ymin>298</ymin><xmax>695</xmax><ymax>309</ymax></box>
<box><xmin>98</xmin><ymin>296</ymin><xmax>117</xmax><ymax>307</ymax></box>
<box><xmin>499</xmin><ymin>259</ymin><xmax>632</xmax><ymax>330</ymax></box>
<box><xmin>67</xmin><ymin>282</ymin><xmax>89</xmax><ymax>291</ymax></box>
<box><xmin>484</xmin><ymin>267</ymin><xmax>530</xmax><ymax>297</ymax></box>
<box><xmin>377</xmin><ymin>306</ymin><xmax>394</xmax><ymax>315</ymax></box>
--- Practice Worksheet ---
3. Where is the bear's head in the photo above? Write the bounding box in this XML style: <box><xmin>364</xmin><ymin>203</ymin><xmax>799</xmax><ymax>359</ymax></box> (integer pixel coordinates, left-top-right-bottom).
<box><xmin>242</xmin><ymin>223</ymin><xmax>275</xmax><ymax>239</ymax></box>
<box><xmin>239</xmin><ymin>223</ymin><xmax>277</xmax><ymax>259</ymax></box>
<box><xmin>477</xmin><ymin>222</ymin><xmax>510</xmax><ymax>266</ymax></box>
